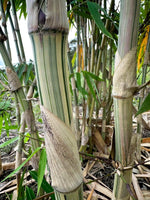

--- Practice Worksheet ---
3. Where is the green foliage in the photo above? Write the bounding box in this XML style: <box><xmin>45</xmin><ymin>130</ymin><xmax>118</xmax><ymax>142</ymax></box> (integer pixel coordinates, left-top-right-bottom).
<box><xmin>87</xmin><ymin>1</ymin><xmax>113</xmax><ymax>39</ymax></box>
<box><xmin>7</xmin><ymin>168</ymin><xmax>55</xmax><ymax>200</ymax></box>
<box><xmin>14</xmin><ymin>61</ymin><xmax>35</xmax><ymax>85</ymax></box>
<box><xmin>30</xmin><ymin>171</ymin><xmax>55</xmax><ymax>199</ymax></box>
<box><xmin>70</xmin><ymin>71</ymin><xmax>103</xmax><ymax>104</ymax></box>
<box><xmin>18</xmin><ymin>171</ymin><xmax>26</xmax><ymax>200</ymax></box>
<box><xmin>37</xmin><ymin>148</ymin><xmax>47</xmax><ymax>195</ymax></box>
<box><xmin>0</xmin><ymin>136</ymin><xmax>19</xmax><ymax>148</ymax></box>
<box><xmin>25</xmin><ymin>62</ymin><xmax>34</xmax><ymax>85</ymax></box>
<box><xmin>1</xmin><ymin>147</ymin><xmax>41</xmax><ymax>182</ymax></box>
<box><xmin>136</xmin><ymin>93</ymin><xmax>150</xmax><ymax>116</ymax></box>
<box><xmin>0</xmin><ymin>70</ymin><xmax>18</xmax><ymax>135</ymax></box>
<box><xmin>0</xmin><ymin>100</ymin><xmax>11</xmax><ymax>112</ymax></box>
<box><xmin>71</xmin><ymin>51</ymin><xmax>77</xmax><ymax>68</ymax></box>
<box><xmin>25</xmin><ymin>187</ymin><xmax>36</xmax><ymax>200</ymax></box>
<box><xmin>0</xmin><ymin>100</ymin><xmax>12</xmax><ymax>136</ymax></box>
<box><xmin>75</xmin><ymin>72</ymin><xmax>88</xmax><ymax>97</ymax></box>
<box><xmin>24</xmin><ymin>132</ymin><xmax>30</xmax><ymax>143</ymax></box>
<box><xmin>14</xmin><ymin>0</ymin><xmax>27</xmax><ymax>18</ymax></box>
<box><xmin>0</xmin><ymin>104</ymin><xmax>17</xmax><ymax>136</ymax></box>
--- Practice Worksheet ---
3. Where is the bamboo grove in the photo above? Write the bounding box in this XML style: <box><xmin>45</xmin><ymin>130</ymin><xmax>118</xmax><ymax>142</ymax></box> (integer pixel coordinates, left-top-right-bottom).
<box><xmin>0</xmin><ymin>0</ymin><xmax>149</xmax><ymax>200</ymax></box>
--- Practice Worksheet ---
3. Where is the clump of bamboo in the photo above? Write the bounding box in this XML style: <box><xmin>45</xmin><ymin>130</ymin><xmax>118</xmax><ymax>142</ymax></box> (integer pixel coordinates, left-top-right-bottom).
<box><xmin>0</xmin><ymin>27</ymin><xmax>40</xmax><ymax>192</ymax></box>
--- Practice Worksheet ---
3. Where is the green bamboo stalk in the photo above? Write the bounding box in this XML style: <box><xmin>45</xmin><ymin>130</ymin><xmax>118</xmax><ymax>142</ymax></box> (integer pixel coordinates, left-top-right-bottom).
<box><xmin>8</xmin><ymin>10</ymin><xmax>22</xmax><ymax>63</ymax></box>
<box><xmin>0</xmin><ymin>0</ymin><xmax>11</xmax><ymax>59</ymax></box>
<box><xmin>112</xmin><ymin>1</ymin><xmax>140</xmax><ymax>199</ymax></box>
<box><xmin>10</xmin><ymin>0</ymin><xmax>29</xmax><ymax>95</ymax></box>
<box><xmin>31</xmin><ymin>32</ymin><xmax>83</xmax><ymax>199</ymax></box>
<box><xmin>80</xmin><ymin>20</ymin><xmax>96</xmax><ymax>151</ymax></box>
<box><xmin>101</xmin><ymin>44</ymin><xmax>107</xmax><ymax>137</ymax></box>
<box><xmin>81</xmin><ymin>17</ymin><xmax>89</xmax><ymax>148</ymax></box>
<box><xmin>68</xmin><ymin>50</ymin><xmax>80</xmax><ymax>145</ymax></box>
<box><xmin>96</xmin><ymin>0</ymin><xmax>114</xmax><ymax>75</ymax></box>
<box><xmin>106</xmin><ymin>40</ymin><xmax>113</xmax><ymax>124</ymax></box>
<box><xmin>14</xmin><ymin>92</ymin><xmax>21</xmax><ymax>125</ymax></box>
<box><xmin>26</xmin><ymin>1</ymin><xmax>83</xmax><ymax>199</ymax></box>
<box><xmin>10</xmin><ymin>0</ymin><xmax>26</xmax><ymax>62</ymax></box>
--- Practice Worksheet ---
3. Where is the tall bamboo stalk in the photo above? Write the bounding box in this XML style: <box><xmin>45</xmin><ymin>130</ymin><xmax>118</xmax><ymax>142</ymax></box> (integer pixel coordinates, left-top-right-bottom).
<box><xmin>112</xmin><ymin>1</ymin><xmax>140</xmax><ymax>199</ymax></box>
<box><xmin>26</xmin><ymin>1</ymin><xmax>83</xmax><ymax>199</ymax></box>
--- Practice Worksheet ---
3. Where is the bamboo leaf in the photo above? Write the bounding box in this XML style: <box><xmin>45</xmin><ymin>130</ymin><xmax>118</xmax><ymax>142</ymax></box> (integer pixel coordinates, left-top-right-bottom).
<box><xmin>4</xmin><ymin>113</ymin><xmax>9</xmax><ymax>136</ymax></box>
<box><xmin>0</xmin><ymin>136</ymin><xmax>19</xmax><ymax>148</ymax></box>
<box><xmin>137</xmin><ymin>25</ymin><xmax>150</xmax><ymax>70</ymax></box>
<box><xmin>76</xmin><ymin>72</ymin><xmax>88</xmax><ymax>97</ymax></box>
<box><xmin>82</xmin><ymin>71</ymin><xmax>98</xmax><ymax>103</ymax></box>
<box><xmin>25</xmin><ymin>63</ymin><xmax>33</xmax><ymax>84</ymax></box>
<box><xmin>135</xmin><ymin>93</ymin><xmax>150</xmax><ymax>116</ymax></box>
<box><xmin>30</xmin><ymin>170</ymin><xmax>55</xmax><ymax>198</ymax></box>
<box><xmin>3</xmin><ymin>0</ymin><xmax>8</xmax><ymax>11</ymax></box>
<box><xmin>37</xmin><ymin>148</ymin><xmax>47</xmax><ymax>195</ymax></box>
<box><xmin>1</xmin><ymin>147</ymin><xmax>41</xmax><ymax>182</ymax></box>
<box><xmin>84</xmin><ymin>71</ymin><xmax>104</xmax><ymax>82</ymax></box>
<box><xmin>17</xmin><ymin>63</ymin><xmax>26</xmax><ymax>79</ymax></box>
<box><xmin>71</xmin><ymin>51</ymin><xmax>76</xmax><ymax>67</ymax></box>
<box><xmin>0</xmin><ymin>115</ymin><xmax>3</xmax><ymax>136</ymax></box>
<box><xmin>18</xmin><ymin>171</ymin><xmax>25</xmax><ymax>200</ymax></box>
<box><xmin>0</xmin><ymin>100</ymin><xmax>11</xmax><ymax>110</ymax></box>
<box><xmin>24</xmin><ymin>132</ymin><xmax>30</xmax><ymax>143</ymax></box>
<box><xmin>26</xmin><ymin>186</ymin><xmax>35</xmax><ymax>200</ymax></box>
<box><xmin>79</xmin><ymin>45</ymin><xmax>84</xmax><ymax>70</ymax></box>
<box><xmin>87</xmin><ymin>1</ymin><xmax>113</xmax><ymax>39</ymax></box>
<box><xmin>90</xmin><ymin>76</ymin><xmax>101</xmax><ymax>104</ymax></box>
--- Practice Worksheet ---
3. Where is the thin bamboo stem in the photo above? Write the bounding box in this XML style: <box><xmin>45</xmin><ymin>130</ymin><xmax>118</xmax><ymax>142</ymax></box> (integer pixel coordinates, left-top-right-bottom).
<box><xmin>8</xmin><ymin>10</ymin><xmax>22</xmax><ymax>63</ymax></box>
<box><xmin>0</xmin><ymin>0</ymin><xmax>11</xmax><ymax>59</ymax></box>
<box><xmin>68</xmin><ymin>50</ymin><xmax>80</xmax><ymax>143</ymax></box>
<box><xmin>10</xmin><ymin>0</ymin><xmax>26</xmax><ymax>62</ymax></box>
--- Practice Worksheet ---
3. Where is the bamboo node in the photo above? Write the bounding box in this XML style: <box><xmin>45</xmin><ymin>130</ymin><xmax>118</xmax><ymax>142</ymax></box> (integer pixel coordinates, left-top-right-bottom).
<box><xmin>113</xmin><ymin>95</ymin><xmax>132</xmax><ymax>99</ymax></box>
<box><xmin>114</xmin><ymin>161</ymin><xmax>133</xmax><ymax>172</ymax></box>
<box><xmin>0</xmin><ymin>27</ymin><xmax>7</xmax><ymax>42</ymax></box>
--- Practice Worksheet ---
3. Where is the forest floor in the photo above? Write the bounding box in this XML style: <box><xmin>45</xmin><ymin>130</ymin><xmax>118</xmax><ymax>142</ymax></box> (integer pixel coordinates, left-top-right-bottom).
<box><xmin>0</xmin><ymin>106</ymin><xmax>150</xmax><ymax>200</ymax></box>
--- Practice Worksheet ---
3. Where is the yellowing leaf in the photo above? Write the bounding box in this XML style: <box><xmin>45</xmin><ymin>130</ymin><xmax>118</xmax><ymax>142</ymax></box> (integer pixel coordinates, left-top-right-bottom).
<box><xmin>3</xmin><ymin>0</ymin><xmax>8</xmax><ymax>11</ymax></box>
<box><xmin>68</xmin><ymin>11</ymin><xmax>73</xmax><ymax>24</ymax></box>
<box><xmin>137</xmin><ymin>25</ymin><xmax>150</xmax><ymax>70</ymax></box>
<box><xmin>79</xmin><ymin>44</ymin><xmax>84</xmax><ymax>71</ymax></box>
